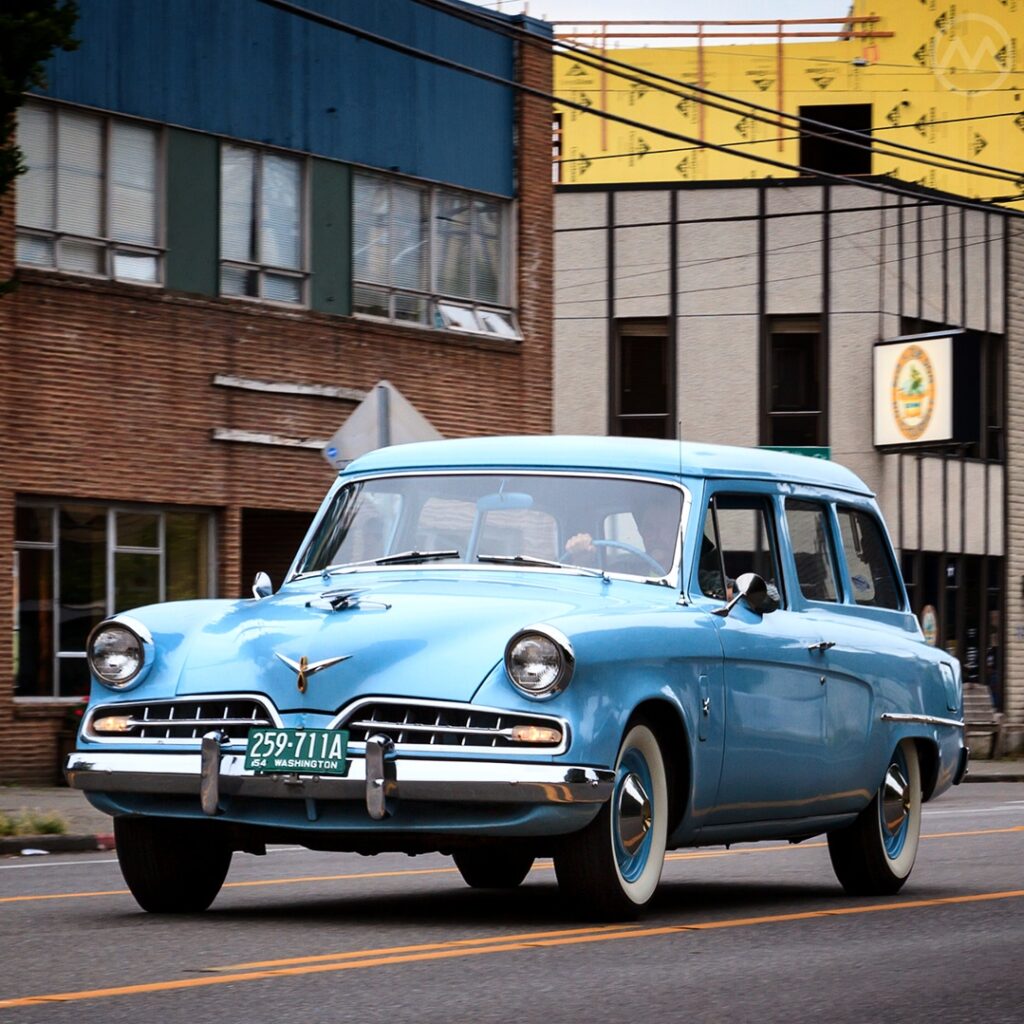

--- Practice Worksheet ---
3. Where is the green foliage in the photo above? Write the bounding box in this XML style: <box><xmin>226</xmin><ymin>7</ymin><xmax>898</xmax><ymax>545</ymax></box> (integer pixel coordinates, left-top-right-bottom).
<box><xmin>0</xmin><ymin>809</ymin><xmax>69</xmax><ymax>836</ymax></box>
<box><xmin>0</xmin><ymin>1</ymin><xmax>79</xmax><ymax>291</ymax></box>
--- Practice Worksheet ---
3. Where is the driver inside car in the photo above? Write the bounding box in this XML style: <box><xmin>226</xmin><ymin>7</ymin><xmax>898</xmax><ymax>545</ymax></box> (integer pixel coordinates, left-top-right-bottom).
<box><xmin>563</xmin><ymin>496</ymin><xmax>679</xmax><ymax>576</ymax></box>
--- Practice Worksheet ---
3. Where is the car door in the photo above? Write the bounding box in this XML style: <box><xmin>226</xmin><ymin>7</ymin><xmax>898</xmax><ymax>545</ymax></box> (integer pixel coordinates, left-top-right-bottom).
<box><xmin>697</xmin><ymin>487</ymin><xmax>834</xmax><ymax>825</ymax></box>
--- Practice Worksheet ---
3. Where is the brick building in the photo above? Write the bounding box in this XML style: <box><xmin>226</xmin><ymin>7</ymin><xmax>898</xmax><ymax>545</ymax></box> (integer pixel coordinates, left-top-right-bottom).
<box><xmin>1</xmin><ymin>0</ymin><xmax>553</xmax><ymax>781</ymax></box>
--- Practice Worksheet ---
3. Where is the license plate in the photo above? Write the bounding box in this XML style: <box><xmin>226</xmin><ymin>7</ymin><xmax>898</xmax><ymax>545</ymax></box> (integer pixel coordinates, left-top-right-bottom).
<box><xmin>245</xmin><ymin>728</ymin><xmax>350</xmax><ymax>776</ymax></box>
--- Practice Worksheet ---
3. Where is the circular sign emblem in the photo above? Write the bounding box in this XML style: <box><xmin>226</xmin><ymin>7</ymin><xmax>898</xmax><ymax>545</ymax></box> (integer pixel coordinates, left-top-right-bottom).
<box><xmin>891</xmin><ymin>345</ymin><xmax>936</xmax><ymax>441</ymax></box>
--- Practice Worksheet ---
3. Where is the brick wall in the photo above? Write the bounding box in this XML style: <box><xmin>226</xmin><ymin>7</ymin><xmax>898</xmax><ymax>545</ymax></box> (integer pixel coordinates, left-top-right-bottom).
<box><xmin>1004</xmin><ymin>220</ymin><xmax>1024</xmax><ymax>751</ymax></box>
<box><xmin>0</xmin><ymin>53</ymin><xmax>554</xmax><ymax>780</ymax></box>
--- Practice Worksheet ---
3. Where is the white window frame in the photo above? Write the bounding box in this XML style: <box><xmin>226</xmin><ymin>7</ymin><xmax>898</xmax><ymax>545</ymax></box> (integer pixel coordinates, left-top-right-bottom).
<box><xmin>15</xmin><ymin>100</ymin><xmax>165</xmax><ymax>285</ymax></box>
<box><xmin>13</xmin><ymin>500</ymin><xmax>217</xmax><ymax>701</ymax></box>
<box><xmin>352</xmin><ymin>171</ymin><xmax>519</xmax><ymax>340</ymax></box>
<box><xmin>219</xmin><ymin>142</ymin><xmax>310</xmax><ymax>307</ymax></box>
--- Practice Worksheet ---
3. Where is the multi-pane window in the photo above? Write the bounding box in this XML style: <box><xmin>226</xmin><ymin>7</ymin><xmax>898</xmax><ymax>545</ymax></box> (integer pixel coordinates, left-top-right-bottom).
<box><xmin>14</xmin><ymin>501</ymin><xmax>214</xmax><ymax>698</ymax></box>
<box><xmin>764</xmin><ymin>316</ymin><xmax>827</xmax><ymax>447</ymax></box>
<box><xmin>352</xmin><ymin>172</ymin><xmax>517</xmax><ymax>338</ymax></box>
<box><xmin>220</xmin><ymin>144</ymin><xmax>306</xmax><ymax>304</ymax></box>
<box><xmin>15</xmin><ymin>101</ymin><xmax>161</xmax><ymax>282</ymax></box>
<box><xmin>612</xmin><ymin>320</ymin><xmax>674</xmax><ymax>438</ymax></box>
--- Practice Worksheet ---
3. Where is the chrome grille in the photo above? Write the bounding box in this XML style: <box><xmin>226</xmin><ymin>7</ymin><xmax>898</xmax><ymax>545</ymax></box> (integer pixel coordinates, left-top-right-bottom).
<box><xmin>337</xmin><ymin>699</ymin><xmax>565</xmax><ymax>751</ymax></box>
<box><xmin>86</xmin><ymin>697</ymin><xmax>274</xmax><ymax>743</ymax></box>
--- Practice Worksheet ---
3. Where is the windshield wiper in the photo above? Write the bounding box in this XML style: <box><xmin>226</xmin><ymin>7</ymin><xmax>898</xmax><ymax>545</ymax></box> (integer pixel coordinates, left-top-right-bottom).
<box><xmin>373</xmin><ymin>549</ymin><xmax>461</xmax><ymax>566</ymax></box>
<box><xmin>477</xmin><ymin>553</ymin><xmax>609</xmax><ymax>580</ymax></box>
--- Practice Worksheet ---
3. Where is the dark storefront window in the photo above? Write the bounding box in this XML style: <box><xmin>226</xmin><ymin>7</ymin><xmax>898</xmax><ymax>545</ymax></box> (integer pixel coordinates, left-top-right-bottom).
<box><xmin>611</xmin><ymin>319</ymin><xmax>674</xmax><ymax>439</ymax></box>
<box><xmin>763</xmin><ymin>316</ymin><xmax>827</xmax><ymax>447</ymax></box>
<box><xmin>14</xmin><ymin>501</ymin><xmax>214</xmax><ymax>698</ymax></box>
<box><xmin>901</xmin><ymin>550</ymin><xmax>1003</xmax><ymax>707</ymax></box>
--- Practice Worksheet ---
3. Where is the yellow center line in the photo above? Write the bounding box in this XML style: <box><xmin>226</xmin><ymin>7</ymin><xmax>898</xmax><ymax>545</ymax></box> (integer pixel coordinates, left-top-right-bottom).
<box><xmin>2</xmin><ymin>888</ymin><xmax>1023</xmax><ymax>1009</ymax></box>
<box><xmin>0</xmin><ymin>824</ymin><xmax>1020</xmax><ymax>907</ymax></box>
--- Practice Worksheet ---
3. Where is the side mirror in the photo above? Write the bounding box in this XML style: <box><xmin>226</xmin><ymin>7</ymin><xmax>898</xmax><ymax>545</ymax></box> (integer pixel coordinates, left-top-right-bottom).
<box><xmin>252</xmin><ymin>571</ymin><xmax>273</xmax><ymax>599</ymax></box>
<box><xmin>712</xmin><ymin>572</ymin><xmax>780</xmax><ymax>618</ymax></box>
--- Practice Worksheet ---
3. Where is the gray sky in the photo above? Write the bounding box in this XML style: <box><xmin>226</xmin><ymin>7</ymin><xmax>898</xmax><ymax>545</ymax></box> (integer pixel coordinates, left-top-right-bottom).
<box><xmin>486</xmin><ymin>1</ymin><xmax>853</xmax><ymax>28</ymax></box>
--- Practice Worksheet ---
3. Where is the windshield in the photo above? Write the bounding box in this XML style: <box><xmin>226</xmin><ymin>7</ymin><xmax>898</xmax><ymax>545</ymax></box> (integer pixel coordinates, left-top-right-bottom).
<box><xmin>295</xmin><ymin>473</ymin><xmax>685</xmax><ymax>581</ymax></box>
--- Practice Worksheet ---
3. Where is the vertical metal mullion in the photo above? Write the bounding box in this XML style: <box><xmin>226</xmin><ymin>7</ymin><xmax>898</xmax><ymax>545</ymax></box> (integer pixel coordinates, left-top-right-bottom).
<box><xmin>941</xmin><ymin>205</ymin><xmax>949</xmax><ymax>325</ymax></box>
<box><xmin>468</xmin><ymin>195</ymin><xmax>476</xmax><ymax>303</ymax></box>
<box><xmin>106</xmin><ymin>507</ymin><xmax>116</xmax><ymax>619</ymax></box>
<box><xmin>158</xmin><ymin>512</ymin><xmax>167</xmax><ymax>604</ymax></box>
<box><xmin>51</xmin><ymin>505</ymin><xmax>60</xmax><ymax>696</ymax></box>
<box><xmin>821</xmin><ymin>184</ymin><xmax>831</xmax><ymax>447</ymax></box>
<box><xmin>669</xmin><ymin>189</ymin><xmax>678</xmax><ymax>439</ymax></box>
<box><xmin>606</xmin><ymin>190</ymin><xmax>616</xmax><ymax>433</ymax></box>
<box><xmin>959</xmin><ymin>207</ymin><xmax>967</xmax><ymax>327</ymax></box>
<box><xmin>877</xmin><ymin>195</ymin><xmax>886</xmax><ymax>340</ymax></box>
<box><xmin>983</xmin><ymin>214</ymin><xmax>992</xmax><ymax>459</ymax></box>
<box><xmin>757</xmin><ymin>185</ymin><xmax>768</xmax><ymax>444</ymax></box>
<box><xmin>896</xmin><ymin>195</ymin><xmax>904</xmax><ymax>325</ymax></box>
<box><xmin>52</xmin><ymin>107</ymin><xmax>62</xmax><ymax>267</ymax></box>
<box><xmin>916</xmin><ymin>202</ymin><xmax>924</xmax><ymax>329</ymax></box>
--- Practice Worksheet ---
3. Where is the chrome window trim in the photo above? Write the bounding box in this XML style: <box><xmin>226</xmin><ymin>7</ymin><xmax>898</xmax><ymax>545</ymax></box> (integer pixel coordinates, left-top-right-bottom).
<box><xmin>329</xmin><ymin>695</ymin><xmax>571</xmax><ymax>757</ymax></box>
<box><xmin>289</xmin><ymin>469</ymin><xmax>693</xmax><ymax>590</ymax></box>
<box><xmin>83</xmin><ymin>692</ymin><xmax>283</xmax><ymax>745</ymax></box>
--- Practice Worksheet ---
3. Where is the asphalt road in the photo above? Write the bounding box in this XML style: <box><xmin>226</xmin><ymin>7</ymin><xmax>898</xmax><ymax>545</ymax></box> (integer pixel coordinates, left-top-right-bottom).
<box><xmin>1</xmin><ymin>783</ymin><xmax>1022</xmax><ymax>1024</ymax></box>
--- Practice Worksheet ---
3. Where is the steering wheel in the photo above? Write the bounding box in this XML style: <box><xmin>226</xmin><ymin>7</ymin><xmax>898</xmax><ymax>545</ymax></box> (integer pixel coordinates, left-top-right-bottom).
<box><xmin>563</xmin><ymin>538</ymin><xmax>665</xmax><ymax>575</ymax></box>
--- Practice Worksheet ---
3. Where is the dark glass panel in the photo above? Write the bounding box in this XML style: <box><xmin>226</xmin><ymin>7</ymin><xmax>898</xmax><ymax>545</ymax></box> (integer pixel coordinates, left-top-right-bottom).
<box><xmin>58</xmin><ymin>505</ymin><xmax>107</xmax><ymax>654</ymax></box>
<box><xmin>14</xmin><ymin>548</ymin><xmax>55</xmax><ymax>696</ymax></box>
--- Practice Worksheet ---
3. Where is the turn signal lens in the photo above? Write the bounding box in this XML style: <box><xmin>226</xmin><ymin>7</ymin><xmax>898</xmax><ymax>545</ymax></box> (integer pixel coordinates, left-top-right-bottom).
<box><xmin>93</xmin><ymin>715</ymin><xmax>133</xmax><ymax>733</ymax></box>
<box><xmin>510</xmin><ymin>724</ymin><xmax>562</xmax><ymax>745</ymax></box>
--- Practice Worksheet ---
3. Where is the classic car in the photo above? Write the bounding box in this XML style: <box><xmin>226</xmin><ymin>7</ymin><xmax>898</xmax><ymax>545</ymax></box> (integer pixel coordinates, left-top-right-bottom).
<box><xmin>67</xmin><ymin>436</ymin><xmax>968</xmax><ymax>919</ymax></box>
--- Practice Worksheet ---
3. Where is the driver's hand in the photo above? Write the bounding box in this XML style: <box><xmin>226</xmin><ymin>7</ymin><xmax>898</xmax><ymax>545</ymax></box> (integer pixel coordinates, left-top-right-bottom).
<box><xmin>564</xmin><ymin>532</ymin><xmax>595</xmax><ymax>557</ymax></box>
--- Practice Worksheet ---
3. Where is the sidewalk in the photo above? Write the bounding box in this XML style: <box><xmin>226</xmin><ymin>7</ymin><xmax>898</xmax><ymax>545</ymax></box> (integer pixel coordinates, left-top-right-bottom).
<box><xmin>2</xmin><ymin>758</ymin><xmax>1022</xmax><ymax>855</ymax></box>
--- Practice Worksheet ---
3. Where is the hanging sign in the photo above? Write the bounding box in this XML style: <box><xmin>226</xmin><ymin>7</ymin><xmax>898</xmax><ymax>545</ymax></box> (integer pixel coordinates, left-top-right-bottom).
<box><xmin>873</xmin><ymin>331</ymin><xmax>979</xmax><ymax>450</ymax></box>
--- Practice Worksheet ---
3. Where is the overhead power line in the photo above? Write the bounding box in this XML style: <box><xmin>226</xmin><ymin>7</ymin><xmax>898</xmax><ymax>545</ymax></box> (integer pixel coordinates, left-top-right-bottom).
<box><xmin>411</xmin><ymin>0</ymin><xmax>1024</xmax><ymax>186</ymax></box>
<box><xmin>253</xmin><ymin>0</ymin><xmax>1024</xmax><ymax>218</ymax></box>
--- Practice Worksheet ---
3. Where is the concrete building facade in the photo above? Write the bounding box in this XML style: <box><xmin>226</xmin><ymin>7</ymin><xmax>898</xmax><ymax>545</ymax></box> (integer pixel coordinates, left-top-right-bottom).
<box><xmin>554</xmin><ymin>177</ymin><xmax>1019</xmax><ymax>747</ymax></box>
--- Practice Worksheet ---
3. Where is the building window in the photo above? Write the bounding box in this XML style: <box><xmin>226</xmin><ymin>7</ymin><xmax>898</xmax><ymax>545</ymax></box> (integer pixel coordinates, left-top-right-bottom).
<box><xmin>220</xmin><ymin>144</ymin><xmax>306</xmax><ymax>304</ymax></box>
<box><xmin>763</xmin><ymin>316</ymin><xmax>827</xmax><ymax>448</ymax></box>
<box><xmin>611</xmin><ymin>320</ymin><xmax>674</xmax><ymax>438</ymax></box>
<box><xmin>14</xmin><ymin>501</ymin><xmax>214</xmax><ymax>698</ymax></box>
<box><xmin>798</xmin><ymin>104</ymin><xmax>872</xmax><ymax>176</ymax></box>
<box><xmin>901</xmin><ymin>551</ymin><xmax>1003</xmax><ymax>707</ymax></box>
<box><xmin>15</xmin><ymin>101</ymin><xmax>162</xmax><ymax>283</ymax></box>
<box><xmin>352</xmin><ymin>172</ymin><xmax>517</xmax><ymax>339</ymax></box>
<box><xmin>552</xmin><ymin>113</ymin><xmax>563</xmax><ymax>184</ymax></box>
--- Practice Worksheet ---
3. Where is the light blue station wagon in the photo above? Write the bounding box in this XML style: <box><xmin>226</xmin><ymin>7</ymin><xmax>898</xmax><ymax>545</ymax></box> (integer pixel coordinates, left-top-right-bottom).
<box><xmin>67</xmin><ymin>436</ymin><xmax>968</xmax><ymax>918</ymax></box>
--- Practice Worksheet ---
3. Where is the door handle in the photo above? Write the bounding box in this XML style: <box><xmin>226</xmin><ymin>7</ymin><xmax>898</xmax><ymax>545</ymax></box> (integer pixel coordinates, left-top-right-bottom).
<box><xmin>808</xmin><ymin>641</ymin><xmax>836</xmax><ymax>653</ymax></box>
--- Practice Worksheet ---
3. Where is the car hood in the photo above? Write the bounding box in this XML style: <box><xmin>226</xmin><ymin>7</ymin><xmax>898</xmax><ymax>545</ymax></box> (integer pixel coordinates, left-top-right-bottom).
<box><xmin>148</xmin><ymin>571</ymin><xmax>659</xmax><ymax>714</ymax></box>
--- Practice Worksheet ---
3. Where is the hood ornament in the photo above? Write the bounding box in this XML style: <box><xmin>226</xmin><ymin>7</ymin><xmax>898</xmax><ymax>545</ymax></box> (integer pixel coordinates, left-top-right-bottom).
<box><xmin>276</xmin><ymin>652</ymin><xmax>351</xmax><ymax>693</ymax></box>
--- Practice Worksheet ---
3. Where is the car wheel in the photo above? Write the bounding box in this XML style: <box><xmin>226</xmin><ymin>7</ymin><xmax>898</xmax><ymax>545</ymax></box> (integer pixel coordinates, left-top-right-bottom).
<box><xmin>452</xmin><ymin>847</ymin><xmax>535</xmax><ymax>889</ymax></box>
<box><xmin>554</xmin><ymin>722</ymin><xmax>668</xmax><ymax>920</ymax></box>
<box><xmin>827</xmin><ymin>739</ymin><xmax>922</xmax><ymax>896</ymax></box>
<box><xmin>115</xmin><ymin>817</ymin><xmax>232</xmax><ymax>913</ymax></box>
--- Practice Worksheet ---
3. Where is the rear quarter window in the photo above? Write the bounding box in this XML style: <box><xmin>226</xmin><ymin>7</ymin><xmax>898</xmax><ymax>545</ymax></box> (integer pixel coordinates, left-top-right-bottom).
<box><xmin>836</xmin><ymin>507</ymin><xmax>902</xmax><ymax>610</ymax></box>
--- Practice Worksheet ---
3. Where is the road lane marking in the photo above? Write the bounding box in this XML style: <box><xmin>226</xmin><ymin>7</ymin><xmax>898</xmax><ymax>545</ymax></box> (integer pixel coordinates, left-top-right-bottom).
<box><xmin>3</xmin><ymin>887</ymin><xmax>1024</xmax><ymax>1009</ymax></box>
<box><xmin>2</xmin><ymin>825</ymin><xmax>1021</xmax><ymax>907</ymax></box>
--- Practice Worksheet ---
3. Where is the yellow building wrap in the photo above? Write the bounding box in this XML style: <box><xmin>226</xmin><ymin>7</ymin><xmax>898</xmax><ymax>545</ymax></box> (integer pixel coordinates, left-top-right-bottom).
<box><xmin>553</xmin><ymin>0</ymin><xmax>1024</xmax><ymax>209</ymax></box>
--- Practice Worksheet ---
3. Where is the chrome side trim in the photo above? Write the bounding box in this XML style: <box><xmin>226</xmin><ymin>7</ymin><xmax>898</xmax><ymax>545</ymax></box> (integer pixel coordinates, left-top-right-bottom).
<box><xmin>83</xmin><ymin>693</ymin><xmax>283</xmax><ymax>746</ymax></box>
<box><xmin>881</xmin><ymin>713</ymin><xmax>965</xmax><ymax>729</ymax></box>
<box><xmin>328</xmin><ymin>696</ymin><xmax>571</xmax><ymax>757</ymax></box>
<box><xmin>65</xmin><ymin>750</ymin><xmax>615</xmax><ymax>806</ymax></box>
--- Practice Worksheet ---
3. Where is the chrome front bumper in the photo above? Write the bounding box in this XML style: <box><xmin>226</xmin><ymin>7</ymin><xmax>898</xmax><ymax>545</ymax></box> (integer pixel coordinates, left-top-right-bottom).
<box><xmin>65</xmin><ymin>737</ymin><xmax>615</xmax><ymax>822</ymax></box>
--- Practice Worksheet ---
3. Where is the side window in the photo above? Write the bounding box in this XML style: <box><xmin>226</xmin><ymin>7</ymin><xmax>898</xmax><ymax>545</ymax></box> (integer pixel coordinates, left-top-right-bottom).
<box><xmin>785</xmin><ymin>500</ymin><xmax>838</xmax><ymax>602</ymax></box>
<box><xmin>699</xmin><ymin>495</ymin><xmax>782</xmax><ymax>602</ymax></box>
<box><xmin>837</xmin><ymin>507</ymin><xmax>902</xmax><ymax>610</ymax></box>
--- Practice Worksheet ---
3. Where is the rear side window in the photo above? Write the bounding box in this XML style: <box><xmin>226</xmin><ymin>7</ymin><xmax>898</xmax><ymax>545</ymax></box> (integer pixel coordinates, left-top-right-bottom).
<box><xmin>785</xmin><ymin>500</ymin><xmax>838</xmax><ymax>602</ymax></box>
<box><xmin>836</xmin><ymin>507</ymin><xmax>902</xmax><ymax>610</ymax></box>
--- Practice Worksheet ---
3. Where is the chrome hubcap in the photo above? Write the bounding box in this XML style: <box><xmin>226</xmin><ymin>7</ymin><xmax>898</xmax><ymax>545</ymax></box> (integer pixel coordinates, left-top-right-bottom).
<box><xmin>617</xmin><ymin>772</ymin><xmax>652</xmax><ymax>855</ymax></box>
<box><xmin>882</xmin><ymin>762</ymin><xmax>910</xmax><ymax>837</ymax></box>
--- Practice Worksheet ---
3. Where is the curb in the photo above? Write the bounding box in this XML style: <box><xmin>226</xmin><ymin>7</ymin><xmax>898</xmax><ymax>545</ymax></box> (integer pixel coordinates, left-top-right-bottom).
<box><xmin>963</xmin><ymin>773</ymin><xmax>1024</xmax><ymax>784</ymax></box>
<box><xmin>0</xmin><ymin>833</ymin><xmax>115</xmax><ymax>855</ymax></box>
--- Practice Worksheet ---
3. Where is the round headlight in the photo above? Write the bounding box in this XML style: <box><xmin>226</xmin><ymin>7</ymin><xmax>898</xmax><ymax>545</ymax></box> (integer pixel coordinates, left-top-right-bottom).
<box><xmin>88</xmin><ymin>622</ymin><xmax>146</xmax><ymax>688</ymax></box>
<box><xmin>504</xmin><ymin>628</ymin><xmax>574</xmax><ymax>699</ymax></box>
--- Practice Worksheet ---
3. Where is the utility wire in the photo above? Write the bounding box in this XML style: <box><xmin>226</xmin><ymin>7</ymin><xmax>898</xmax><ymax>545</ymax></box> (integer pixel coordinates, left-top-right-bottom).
<box><xmin>411</xmin><ymin>0</ymin><xmax>1024</xmax><ymax>185</ymax></box>
<box><xmin>254</xmin><ymin>0</ymin><xmax>1024</xmax><ymax>217</ymax></box>
<box><xmin>555</xmin><ymin>109</ymin><xmax>1024</xmax><ymax>169</ymax></box>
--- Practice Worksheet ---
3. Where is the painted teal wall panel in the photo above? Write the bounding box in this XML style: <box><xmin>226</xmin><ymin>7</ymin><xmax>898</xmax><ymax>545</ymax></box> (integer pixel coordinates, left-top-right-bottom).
<box><xmin>34</xmin><ymin>0</ymin><xmax>544</xmax><ymax>198</ymax></box>
<box><xmin>310</xmin><ymin>159</ymin><xmax>351</xmax><ymax>316</ymax></box>
<box><xmin>165</xmin><ymin>129</ymin><xmax>219</xmax><ymax>297</ymax></box>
